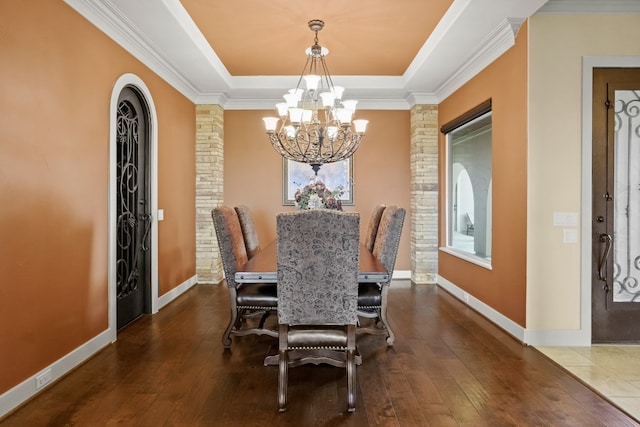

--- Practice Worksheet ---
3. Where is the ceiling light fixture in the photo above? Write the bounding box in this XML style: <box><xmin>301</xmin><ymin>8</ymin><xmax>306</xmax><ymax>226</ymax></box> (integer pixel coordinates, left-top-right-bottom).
<box><xmin>263</xmin><ymin>19</ymin><xmax>368</xmax><ymax>174</ymax></box>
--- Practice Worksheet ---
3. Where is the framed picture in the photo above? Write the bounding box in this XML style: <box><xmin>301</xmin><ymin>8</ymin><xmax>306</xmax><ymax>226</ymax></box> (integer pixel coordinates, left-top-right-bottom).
<box><xmin>283</xmin><ymin>158</ymin><xmax>354</xmax><ymax>206</ymax></box>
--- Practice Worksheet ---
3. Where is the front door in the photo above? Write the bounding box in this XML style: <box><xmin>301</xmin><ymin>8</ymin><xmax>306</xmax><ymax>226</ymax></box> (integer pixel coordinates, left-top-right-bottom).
<box><xmin>592</xmin><ymin>68</ymin><xmax>640</xmax><ymax>343</ymax></box>
<box><xmin>116</xmin><ymin>87</ymin><xmax>152</xmax><ymax>329</ymax></box>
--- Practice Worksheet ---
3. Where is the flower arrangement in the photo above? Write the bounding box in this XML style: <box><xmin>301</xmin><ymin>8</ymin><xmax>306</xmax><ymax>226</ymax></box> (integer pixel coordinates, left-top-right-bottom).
<box><xmin>294</xmin><ymin>178</ymin><xmax>344</xmax><ymax>210</ymax></box>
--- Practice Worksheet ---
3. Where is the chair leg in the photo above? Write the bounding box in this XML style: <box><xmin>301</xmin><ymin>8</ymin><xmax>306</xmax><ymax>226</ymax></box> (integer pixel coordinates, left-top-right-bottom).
<box><xmin>221</xmin><ymin>289</ymin><xmax>238</xmax><ymax>348</ymax></box>
<box><xmin>346</xmin><ymin>349</ymin><xmax>356</xmax><ymax>412</ymax></box>
<box><xmin>379</xmin><ymin>285</ymin><xmax>395</xmax><ymax>346</ymax></box>
<box><xmin>347</xmin><ymin>324</ymin><xmax>357</xmax><ymax>412</ymax></box>
<box><xmin>278</xmin><ymin>349</ymin><xmax>288</xmax><ymax>412</ymax></box>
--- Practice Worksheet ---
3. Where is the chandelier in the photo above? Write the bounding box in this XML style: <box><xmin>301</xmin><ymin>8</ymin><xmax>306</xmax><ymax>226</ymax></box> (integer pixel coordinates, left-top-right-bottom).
<box><xmin>263</xmin><ymin>20</ymin><xmax>368</xmax><ymax>172</ymax></box>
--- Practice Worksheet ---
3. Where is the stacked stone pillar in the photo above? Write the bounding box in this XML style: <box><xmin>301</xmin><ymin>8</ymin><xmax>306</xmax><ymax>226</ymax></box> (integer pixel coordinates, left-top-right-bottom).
<box><xmin>410</xmin><ymin>105</ymin><xmax>439</xmax><ymax>284</ymax></box>
<box><xmin>195</xmin><ymin>104</ymin><xmax>224</xmax><ymax>283</ymax></box>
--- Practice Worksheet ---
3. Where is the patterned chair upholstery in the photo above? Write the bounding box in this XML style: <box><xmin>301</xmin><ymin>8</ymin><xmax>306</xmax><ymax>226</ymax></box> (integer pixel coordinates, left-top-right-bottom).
<box><xmin>276</xmin><ymin>209</ymin><xmax>360</xmax><ymax>413</ymax></box>
<box><xmin>212</xmin><ymin>206</ymin><xmax>277</xmax><ymax>348</ymax></box>
<box><xmin>357</xmin><ymin>205</ymin><xmax>406</xmax><ymax>346</ymax></box>
<box><xmin>363</xmin><ymin>204</ymin><xmax>386</xmax><ymax>252</ymax></box>
<box><xmin>234</xmin><ymin>205</ymin><xmax>261</xmax><ymax>259</ymax></box>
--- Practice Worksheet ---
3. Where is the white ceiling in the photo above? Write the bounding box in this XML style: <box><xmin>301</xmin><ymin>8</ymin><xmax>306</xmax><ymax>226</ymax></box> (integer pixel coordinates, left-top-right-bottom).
<box><xmin>62</xmin><ymin>0</ymin><xmax>639</xmax><ymax>109</ymax></box>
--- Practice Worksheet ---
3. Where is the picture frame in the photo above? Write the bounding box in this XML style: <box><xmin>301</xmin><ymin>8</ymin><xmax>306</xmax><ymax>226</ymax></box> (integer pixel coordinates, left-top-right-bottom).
<box><xmin>283</xmin><ymin>158</ymin><xmax>354</xmax><ymax>206</ymax></box>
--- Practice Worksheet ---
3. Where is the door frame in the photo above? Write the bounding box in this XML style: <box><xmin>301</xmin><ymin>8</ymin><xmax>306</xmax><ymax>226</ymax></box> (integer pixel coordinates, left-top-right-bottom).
<box><xmin>108</xmin><ymin>74</ymin><xmax>159</xmax><ymax>341</ymax></box>
<box><xmin>580</xmin><ymin>57</ymin><xmax>640</xmax><ymax>345</ymax></box>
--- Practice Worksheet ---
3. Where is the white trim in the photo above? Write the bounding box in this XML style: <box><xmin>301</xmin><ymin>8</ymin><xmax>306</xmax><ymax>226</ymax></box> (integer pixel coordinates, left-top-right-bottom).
<box><xmin>437</xmin><ymin>275</ymin><xmax>525</xmax><ymax>342</ymax></box>
<box><xmin>436</xmin><ymin>275</ymin><xmax>592</xmax><ymax>346</ymax></box>
<box><xmin>439</xmin><ymin>248</ymin><xmax>492</xmax><ymax>270</ymax></box>
<box><xmin>580</xmin><ymin>56</ymin><xmax>640</xmax><ymax>347</ymax></box>
<box><xmin>157</xmin><ymin>275</ymin><xmax>198</xmax><ymax>310</ymax></box>
<box><xmin>63</xmin><ymin>0</ymin><xmax>203</xmax><ymax>100</ymax></box>
<box><xmin>524</xmin><ymin>328</ymin><xmax>590</xmax><ymax>347</ymax></box>
<box><xmin>537</xmin><ymin>0</ymin><xmax>640</xmax><ymax>14</ymax></box>
<box><xmin>435</xmin><ymin>18</ymin><xmax>523</xmax><ymax>101</ymax></box>
<box><xmin>64</xmin><ymin>0</ymin><xmax>546</xmax><ymax>109</ymax></box>
<box><xmin>109</xmin><ymin>73</ymin><xmax>160</xmax><ymax>333</ymax></box>
<box><xmin>0</xmin><ymin>330</ymin><xmax>113</xmax><ymax>418</ymax></box>
<box><xmin>392</xmin><ymin>270</ymin><xmax>411</xmax><ymax>280</ymax></box>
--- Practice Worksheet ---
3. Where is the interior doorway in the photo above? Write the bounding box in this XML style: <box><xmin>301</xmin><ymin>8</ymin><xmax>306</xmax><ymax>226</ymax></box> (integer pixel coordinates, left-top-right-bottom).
<box><xmin>115</xmin><ymin>86</ymin><xmax>152</xmax><ymax>329</ymax></box>
<box><xmin>592</xmin><ymin>67</ymin><xmax>640</xmax><ymax>343</ymax></box>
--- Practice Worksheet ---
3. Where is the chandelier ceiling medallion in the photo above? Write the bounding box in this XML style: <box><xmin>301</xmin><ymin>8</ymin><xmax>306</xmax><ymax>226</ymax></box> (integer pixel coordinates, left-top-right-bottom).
<box><xmin>263</xmin><ymin>19</ymin><xmax>368</xmax><ymax>173</ymax></box>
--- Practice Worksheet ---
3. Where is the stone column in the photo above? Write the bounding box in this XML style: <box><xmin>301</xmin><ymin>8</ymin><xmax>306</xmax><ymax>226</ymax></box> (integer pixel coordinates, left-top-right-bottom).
<box><xmin>410</xmin><ymin>104</ymin><xmax>438</xmax><ymax>284</ymax></box>
<box><xmin>195</xmin><ymin>104</ymin><xmax>224</xmax><ymax>283</ymax></box>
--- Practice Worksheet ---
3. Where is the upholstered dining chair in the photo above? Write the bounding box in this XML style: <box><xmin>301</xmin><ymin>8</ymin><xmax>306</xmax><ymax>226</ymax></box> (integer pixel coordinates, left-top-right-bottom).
<box><xmin>212</xmin><ymin>206</ymin><xmax>278</xmax><ymax>348</ymax></box>
<box><xmin>364</xmin><ymin>204</ymin><xmax>386</xmax><ymax>252</ymax></box>
<box><xmin>357</xmin><ymin>205</ymin><xmax>406</xmax><ymax>346</ymax></box>
<box><xmin>234</xmin><ymin>205</ymin><xmax>261</xmax><ymax>259</ymax></box>
<box><xmin>276</xmin><ymin>210</ymin><xmax>360</xmax><ymax>413</ymax></box>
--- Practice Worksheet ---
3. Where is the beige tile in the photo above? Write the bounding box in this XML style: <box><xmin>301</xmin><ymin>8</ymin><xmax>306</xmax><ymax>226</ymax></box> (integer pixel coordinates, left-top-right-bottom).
<box><xmin>536</xmin><ymin>345</ymin><xmax>640</xmax><ymax>421</ymax></box>
<box><xmin>618</xmin><ymin>345</ymin><xmax>640</xmax><ymax>358</ymax></box>
<box><xmin>537</xmin><ymin>347</ymin><xmax>593</xmax><ymax>366</ymax></box>
<box><xmin>609</xmin><ymin>397</ymin><xmax>640</xmax><ymax>419</ymax></box>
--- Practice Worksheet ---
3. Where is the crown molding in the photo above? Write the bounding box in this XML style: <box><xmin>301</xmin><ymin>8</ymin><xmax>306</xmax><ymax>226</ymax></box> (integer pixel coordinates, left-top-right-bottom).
<box><xmin>64</xmin><ymin>0</ymin><xmax>213</xmax><ymax>102</ymax></box>
<box><xmin>435</xmin><ymin>18</ymin><xmax>523</xmax><ymax>102</ymax></box>
<box><xmin>402</xmin><ymin>0</ymin><xmax>473</xmax><ymax>85</ymax></box>
<box><xmin>220</xmin><ymin>75</ymin><xmax>412</xmax><ymax>110</ymax></box>
<box><xmin>537</xmin><ymin>0</ymin><xmax>640</xmax><ymax>14</ymax></box>
<box><xmin>221</xmin><ymin>96</ymin><xmax>412</xmax><ymax>111</ymax></box>
<box><xmin>407</xmin><ymin>92</ymin><xmax>440</xmax><ymax>107</ymax></box>
<box><xmin>64</xmin><ymin>0</ymin><xmax>547</xmax><ymax>109</ymax></box>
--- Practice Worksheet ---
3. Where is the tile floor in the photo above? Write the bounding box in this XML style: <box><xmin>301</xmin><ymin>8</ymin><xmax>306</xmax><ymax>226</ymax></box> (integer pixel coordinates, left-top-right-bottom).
<box><xmin>536</xmin><ymin>345</ymin><xmax>640</xmax><ymax>422</ymax></box>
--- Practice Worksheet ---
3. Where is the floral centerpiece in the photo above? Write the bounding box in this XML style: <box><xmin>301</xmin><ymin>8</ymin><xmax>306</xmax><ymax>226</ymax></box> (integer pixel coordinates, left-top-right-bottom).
<box><xmin>294</xmin><ymin>178</ymin><xmax>344</xmax><ymax>210</ymax></box>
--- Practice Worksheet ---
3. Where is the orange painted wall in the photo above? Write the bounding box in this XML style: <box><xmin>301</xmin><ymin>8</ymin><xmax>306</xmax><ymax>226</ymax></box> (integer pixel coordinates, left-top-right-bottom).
<box><xmin>224</xmin><ymin>110</ymin><xmax>411</xmax><ymax>271</ymax></box>
<box><xmin>0</xmin><ymin>1</ymin><xmax>195</xmax><ymax>394</ymax></box>
<box><xmin>438</xmin><ymin>23</ymin><xmax>528</xmax><ymax>326</ymax></box>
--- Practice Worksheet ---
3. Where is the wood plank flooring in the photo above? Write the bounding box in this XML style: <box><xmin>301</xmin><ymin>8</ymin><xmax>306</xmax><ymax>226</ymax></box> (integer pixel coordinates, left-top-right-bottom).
<box><xmin>2</xmin><ymin>283</ymin><xmax>639</xmax><ymax>426</ymax></box>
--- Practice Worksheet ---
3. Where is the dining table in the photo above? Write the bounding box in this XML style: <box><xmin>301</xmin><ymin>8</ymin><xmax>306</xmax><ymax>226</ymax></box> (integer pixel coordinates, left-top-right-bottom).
<box><xmin>234</xmin><ymin>239</ymin><xmax>389</xmax><ymax>367</ymax></box>
<box><xmin>234</xmin><ymin>240</ymin><xmax>389</xmax><ymax>284</ymax></box>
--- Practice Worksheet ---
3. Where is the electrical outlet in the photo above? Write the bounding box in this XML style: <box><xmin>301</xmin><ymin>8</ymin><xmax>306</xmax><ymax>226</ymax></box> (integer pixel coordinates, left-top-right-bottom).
<box><xmin>35</xmin><ymin>368</ymin><xmax>52</xmax><ymax>389</ymax></box>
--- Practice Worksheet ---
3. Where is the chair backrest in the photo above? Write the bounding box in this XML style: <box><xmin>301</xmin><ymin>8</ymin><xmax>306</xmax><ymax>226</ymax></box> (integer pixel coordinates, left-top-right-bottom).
<box><xmin>212</xmin><ymin>206</ymin><xmax>248</xmax><ymax>288</ymax></box>
<box><xmin>234</xmin><ymin>205</ymin><xmax>261</xmax><ymax>259</ymax></box>
<box><xmin>364</xmin><ymin>204</ymin><xmax>386</xmax><ymax>252</ymax></box>
<box><xmin>277</xmin><ymin>210</ymin><xmax>360</xmax><ymax>325</ymax></box>
<box><xmin>372</xmin><ymin>205</ymin><xmax>406</xmax><ymax>276</ymax></box>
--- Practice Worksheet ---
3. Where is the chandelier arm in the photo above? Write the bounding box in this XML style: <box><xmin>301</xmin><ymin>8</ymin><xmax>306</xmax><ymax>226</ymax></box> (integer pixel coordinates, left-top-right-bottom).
<box><xmin>296</xmin><ymin>131</ymin><xmax>312</xmax><ymax>160</ymax></box>
<box><xmin>291</xmin><ymin>131</ymin><xmax>309</xmax><ymax>160</ymax></box>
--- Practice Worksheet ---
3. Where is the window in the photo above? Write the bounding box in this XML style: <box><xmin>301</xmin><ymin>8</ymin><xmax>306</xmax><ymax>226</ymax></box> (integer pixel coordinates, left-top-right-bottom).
<box><xmin>442</xmin><ymin>100</ymin><xmax>492</xmax><ymax>267</ymax></box>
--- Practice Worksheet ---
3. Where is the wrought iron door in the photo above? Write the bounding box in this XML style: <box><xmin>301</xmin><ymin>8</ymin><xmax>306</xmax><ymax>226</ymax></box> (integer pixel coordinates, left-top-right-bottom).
<box><xmin>116</xmin><ymin>87</ymin><xmax>151</xmax><ymax>329</ymax></box>
<box><xmin>592</xmin><ymin>68</ymin><xmax>640</xmax><ymax>342</ymax></box>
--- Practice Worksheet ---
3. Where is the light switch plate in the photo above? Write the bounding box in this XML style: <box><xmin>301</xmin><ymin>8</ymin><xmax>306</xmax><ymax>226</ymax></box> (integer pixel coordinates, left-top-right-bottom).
<box><xmin>563</xmin><ymin>228</ymin><xmax>578</xmax><ymax>243</ymax></box>
<box><xmin>553</xmin><ymin>211</ymin><xmax>578</xmax><ymax>227</ymax></box>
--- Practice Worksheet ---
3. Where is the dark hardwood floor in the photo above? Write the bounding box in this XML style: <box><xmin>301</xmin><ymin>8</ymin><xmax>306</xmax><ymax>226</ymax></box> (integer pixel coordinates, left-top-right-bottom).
<box><xmin>2</xmin><ymin>283</ymin><xmax>639</xmax><ymax>426</ymax></box>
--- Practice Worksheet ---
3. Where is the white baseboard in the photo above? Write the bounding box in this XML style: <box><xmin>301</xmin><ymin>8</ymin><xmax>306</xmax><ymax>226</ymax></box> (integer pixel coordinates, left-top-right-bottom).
<box><xmin>0</xmin><ymin>329</ymin><xmax>113</xmax><ymax>418</ymax></box>
<box><xmin>437</xmin><ymin>275</ymin><xmax>525</xmax><ymax>342</ymax></box>
<box><xmin>157</xmin><ymin>275</ymin><xmax>198</xmax><ymax>310</ymax></box>
<box><xmin>436</xmin><ymin>275</ymin><xmax>591</xmax><ymax>347</ymax></box>
<box><xmin>392</xmin><ymin>270</ymin><xmax>411</xmax><ymax>280</ymax></box>
<box><xmin>524</xmin><ymin>328</ymin><xmax>590</xmax><ymax>347</ymax></box>
<box><xmin>0</xmin><ymin>275</ymin><xmax>198</xmax><ymax>419</ymax></box>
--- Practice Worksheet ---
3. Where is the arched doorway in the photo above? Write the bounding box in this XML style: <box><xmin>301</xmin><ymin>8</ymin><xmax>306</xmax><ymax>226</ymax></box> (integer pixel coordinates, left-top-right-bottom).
<box><xmin>109</xmin><ymin>74</ymin><xmax>159</xmax><ymax>335</ymax></box>
<box><xmin>115</xmin><ymin>86</ymin><xmax>151</xmax><ymax>329</ymax></box>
